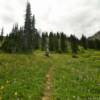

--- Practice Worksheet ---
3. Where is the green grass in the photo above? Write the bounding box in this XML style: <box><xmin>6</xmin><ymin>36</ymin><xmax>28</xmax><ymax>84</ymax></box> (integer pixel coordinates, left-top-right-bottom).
<box><xmin>0</xmin><ymin>50</ymin><xmax>100</xmax><ymax>100</ymax></box>
<box><xmin>52</xmin><ymin>51</ymin><xmax>100</xmax><ymax>100</ymax></box>
<box><xmin>0</xmin><ymin>52</ymin><xmax>53</xmax><ymax>100</ymax></box>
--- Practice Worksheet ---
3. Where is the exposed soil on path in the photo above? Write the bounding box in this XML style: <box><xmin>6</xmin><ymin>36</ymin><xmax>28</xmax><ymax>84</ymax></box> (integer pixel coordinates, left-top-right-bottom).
<box><xmin>42</xmin><ymin>67</ymin><xmax>53</xmax><ymax>100</ymax></box>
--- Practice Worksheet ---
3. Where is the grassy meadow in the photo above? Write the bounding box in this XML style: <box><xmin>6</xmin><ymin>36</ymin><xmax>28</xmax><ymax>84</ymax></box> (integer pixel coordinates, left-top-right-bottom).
<box><xmin>0</xmin><ymin>50</ymin><xmax>100</xmax><ymax>100</ymax></box>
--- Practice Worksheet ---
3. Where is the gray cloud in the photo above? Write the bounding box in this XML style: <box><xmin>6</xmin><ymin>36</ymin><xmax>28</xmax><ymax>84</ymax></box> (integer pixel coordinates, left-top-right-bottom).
<box><xmin>1</xmin><ymin>15</ymin><xmax>15</xmax><ymax>24</ymax></box>
<box><xmin>0</xmin><ymin>0</ymin><xmax>100</xmax><ymax>37</ymax></box>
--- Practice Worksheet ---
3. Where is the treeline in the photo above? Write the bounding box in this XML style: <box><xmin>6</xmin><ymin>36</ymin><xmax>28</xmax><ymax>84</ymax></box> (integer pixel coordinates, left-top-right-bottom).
<box><xmin>0</xmin><ymin>2</ymin><xmax>100</xmax><ymax>55</ymax></box>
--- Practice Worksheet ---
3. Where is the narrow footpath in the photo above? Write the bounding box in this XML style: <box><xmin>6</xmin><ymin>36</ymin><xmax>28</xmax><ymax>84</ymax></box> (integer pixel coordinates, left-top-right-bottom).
<box><xmin>42</xmin><ymin>67</ymin><xmax>53</xmax><ymax>100</ymax></box>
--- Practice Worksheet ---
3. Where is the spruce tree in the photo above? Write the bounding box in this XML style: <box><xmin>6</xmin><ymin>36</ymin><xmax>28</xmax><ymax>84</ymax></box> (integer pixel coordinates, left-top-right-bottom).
<box><xmin>45</xmin><ymin>34</ymin><xmax>49</xmax><ymax>56</ymax></box>
<box><xmin>70</xmin><ymin>35</ymin><xmax>79</xmax><ymax>57</ymax></box>
<box><xmin>41</xmin><ymin>32</ymin><xmax>48</xmax><ymax>50</ymax></box>
<box><xmin>34</xmin><ymin>30</ymin><xmax>40</xmax><ymax>49</ymax></box>
<box><xmin>24</xmin><ymin>2</ymin><xmax>32</xmax><ymax>51</ymax></box>
<box><xmin>0</xmin><ymin>27</ymin><xmax>4</xmax><ymax>42</ymax></box>
<box><xmin>31</xmin><ymin>15</ymin><xmax>35</xmax><ymax>32</ymax></box>
<box><xmin>94</xmin><ymin>39</ymin><xmax>100</xmax><ymax>50</ymax></box>
<box><xmin>60</xmin><ymin>32</ymin><xmax>67</xmax><ymax>53</ymax></box>
<box><xmin>31</xmin><ymin>15</ymin><xmax>40</xmax><ymax>50</ymax></box>
<box><xmin>81</xmin><ymin>35</ymin><xmax>88</xmax><ymax>49</ymax></box>
<box><xmin>88</xmin><ymin>39</ymin><xmax>95</xmax><ymax>49</ymax></box>
<box><xmin>57</xmin><ymin>33</ymin><xmax>61</xmax><ymax>53</ymax></box>
<box><xmin>49</xmin><ymin>32</ymin><xmax>54</xmax><ymax>51</ymax></box>
<box><xmin>53</xmin><ymin>33</ymin><xmax>58</xmax><ymax>52</ymax></box>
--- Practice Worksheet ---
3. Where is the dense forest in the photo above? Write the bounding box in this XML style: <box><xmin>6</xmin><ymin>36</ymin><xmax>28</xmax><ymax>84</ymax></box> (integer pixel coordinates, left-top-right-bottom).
<box><xmin>0</xmin><ymin>2</ymin><xmax>100</xmax><ymax>56</ymax></box>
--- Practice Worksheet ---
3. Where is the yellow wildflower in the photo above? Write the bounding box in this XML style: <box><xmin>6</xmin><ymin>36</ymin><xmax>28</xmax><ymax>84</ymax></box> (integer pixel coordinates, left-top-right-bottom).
<box><xmin>14</xmin><ymin>92</ymin><xmax>18</xmax><ymax>96</ymax></box>
<box><xmin>6</xmin><ymin>80</ymin><xmax>10</xmax><ymax>84</ymax></box>
<box><xmin>0</xmin><ymin>86</ymin><xmax>4</xmax><ymax>90</ymax></box>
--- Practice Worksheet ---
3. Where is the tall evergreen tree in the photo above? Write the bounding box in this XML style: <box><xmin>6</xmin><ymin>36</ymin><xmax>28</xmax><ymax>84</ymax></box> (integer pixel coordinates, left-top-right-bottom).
<box><xmin>41</xmin><ymin>32</ymin><xmax>48</xmax><ymax>50</ymax></box>
<box><xmin>70</xmin><ymin>35</ymin><xmax>79</xmax><ymax>56</ymax></box>
<box><xmin>80</xmin><ymin>35</ymin><xmax>88</xmax><ymax>49</ymax></box>
<box><xmin>45</xmin><ymin>34</ymin><xmax>49</xmax><ymax>56</ymax></box>
<box><xmin>24</xmin><ymin>2</ymin><xmax>32</xmax><ymax>51</ymax></box>
<box><xmin>57</xmin><ymin>33</ymin><xmax>61</xmax><ymax>53</ymax></box>
<box><xmin>31</xmin><ymin>15</ymin><xmax>37</xmax><ymax>49</ymax></box>
<box><xmin>60</xmin><ymin>32</ymin><xmax>67</xmax><ymax>53</ymax></box>
<box><xmin>88</xmin><ymin>39</ymin><xmax>95</xmax><ymax>49</ymax></box>
<box><xmin>49</xmin><ymin>32</ymin><xmax>54</xmax><ymax>51</ymax></box>
<box><xmin>31</xmin><ymin>15</ymin><xmax>35</xmax><ymax>32</ymax></box>
<box><xmin>94</xmin><ymin>39</ymin><xmax>100</xmax><ymax>50</ymax></box>
<box><xmin>34</xmin><ymin>30</ymin><xmax>40</xmax><ymax>49</ymax></box>
<box><xmin>53</xmin><ymin>33</ymin><xmax>58</xmax><ymax>52</ymax></box>
<box><xmin>0</xmin><ymin>27</ymin><xmax>4</xmax><ymax>42</ymax></box>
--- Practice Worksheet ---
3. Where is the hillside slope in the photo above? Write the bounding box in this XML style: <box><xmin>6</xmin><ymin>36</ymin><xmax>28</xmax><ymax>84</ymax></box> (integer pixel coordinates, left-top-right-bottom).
<box><xmin>89</xmin><ymin>31</ymin><xmax>100</xmax><ymax>40</ymax></box>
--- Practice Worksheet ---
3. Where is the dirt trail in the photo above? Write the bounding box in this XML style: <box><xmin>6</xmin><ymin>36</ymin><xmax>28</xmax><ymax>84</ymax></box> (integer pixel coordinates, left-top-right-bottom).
<box><xmin>42</xmin><ymin>67</ymin><xmax>53</xmax><ymax>100</ymax></box>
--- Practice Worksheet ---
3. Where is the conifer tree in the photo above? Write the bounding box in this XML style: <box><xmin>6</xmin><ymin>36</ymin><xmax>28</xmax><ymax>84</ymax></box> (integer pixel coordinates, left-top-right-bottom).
<box><xmin>57</xmin><ymin>33</ymin><xmax>61</xmax><ymax>53</ymax></box>
<box><xmin>24</xmin><ymin>2</ymin><xmax>32</xmax><ymax>51</ymax></box>
<box><xmin>80</xmin><ymin>35</ymin><xmax>88</xmax><ymax>49</ymax></box>
<box><xmin>0</xmin><ymin>27</ymin><xmax>4</xmax><ymax>42</ymax></box>
<box><xmin>31</xmin><ymin>15</ymin><xmax>35</xmax><ymax>32</ymax></box>
<box><xmin>94</xmin><ymin>39</ymin><xmax>100</xmax><ymax>50</ymax></box>
<box><xmin>53</xmin><ymin>33</ymin><xmax>58</xmax><ymax>52</ymax></box>
<box><xmin>70</xmin><ymin>35</ymin><xmax>79</xmax><ymax>56</ymax></box>
<box><xmin>31</xmin><ymin>15</ymin><xmax>40</xmax><ymax>50</ymax></box>
<box><xmin>88</xmin><ymin>39</ymin><xmax>95</xmax><ymax>49</ymax></box>
<box><xmin>60</xmin><ymin>32</ymin><xmax>67</xmax><ymax>53</ymax></box>
<box><xmin>49</xmin><ymin>32</ymin><xmax>54</xmax><ymax>51</ymax></box>
<box><xmin>45</xmin><ymin>34</ymin><xmax>49</xmax><ymax>56</ymax></box>
<box><xmin>52</xmin><ymin>33</ymin><xmax>60</xmax><ymax>53</ymax></box>
<box><xmin>34</xmin><ymin>30</ymin><xmax>40</xmax><ymax>49</ymax></box>
<box><xmin>41</xmin><ymin>32</ymin><xmax>48</xmax><ymax>50</ymax></box>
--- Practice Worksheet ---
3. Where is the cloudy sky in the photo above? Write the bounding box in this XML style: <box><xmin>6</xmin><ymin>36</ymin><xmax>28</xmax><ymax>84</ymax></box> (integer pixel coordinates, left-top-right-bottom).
<box><xmin>0</xmin><ymin>0</ymin><xmax>100</xmax><ymax>37</ymax></box>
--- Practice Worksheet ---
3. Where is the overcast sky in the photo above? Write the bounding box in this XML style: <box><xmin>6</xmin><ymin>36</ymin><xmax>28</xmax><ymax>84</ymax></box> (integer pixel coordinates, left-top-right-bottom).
<box><xmin>0</xmin><ymin>0</ymin><xmax>100</xmax><ymax>37</ymax></box>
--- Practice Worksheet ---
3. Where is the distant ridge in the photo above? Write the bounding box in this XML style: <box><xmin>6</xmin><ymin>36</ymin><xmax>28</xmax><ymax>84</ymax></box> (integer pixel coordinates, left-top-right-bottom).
<box><xmin>89</xmin><ymin>31</ymin><xmax>100</xmax><ymax>40</ymax></box>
